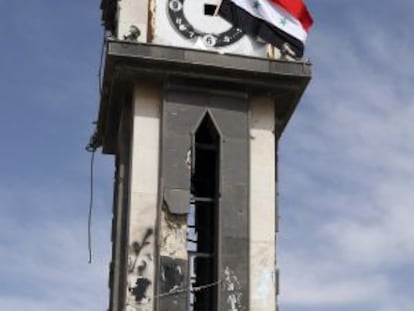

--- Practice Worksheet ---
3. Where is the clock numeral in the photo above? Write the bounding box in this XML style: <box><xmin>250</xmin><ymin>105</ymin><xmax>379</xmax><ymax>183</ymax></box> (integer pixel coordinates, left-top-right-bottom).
<box><xmin>175</xmin><ymin>18</ymin><xmax>182</xmax><ymax>25</ymax></box>
<box><xmin>169</xmin><ymin>0</ymin><xmax>183</xmax><ymax>12</ymax></box>
<box><xmin>202</xmin><ymin>34</ymin><xmax>217</xmax><ymax>47</ymax></box>
<box><xmin>223</xmin><ymin>36</ymin><xmax>230</xmax><ymax>43</ymax></box>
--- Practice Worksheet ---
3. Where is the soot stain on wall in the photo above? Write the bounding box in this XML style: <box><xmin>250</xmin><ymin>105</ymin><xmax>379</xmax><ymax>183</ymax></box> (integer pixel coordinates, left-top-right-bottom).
<box><xmin>127</xmin><ymin>228</ymin><xmax>154</xmax><ymax>306</ymax></box>
<box><xmin>129</xmin><ymin>228</ymin><xmax>154</xmax><ymax>273</ymax></box>
<box><xmin>131</xmin><ymin>278</ymin><xmax>152</xmax><ymax>302</ymax></box>
<box><xmin>159</xmin><ymin>256</ymin><xmax>187</xmax><ymax>310</ymax></box>
<box><xmin>160</xmin><ymin>256</ymin><xmax>186</xmax><ymax>293</ymax></box>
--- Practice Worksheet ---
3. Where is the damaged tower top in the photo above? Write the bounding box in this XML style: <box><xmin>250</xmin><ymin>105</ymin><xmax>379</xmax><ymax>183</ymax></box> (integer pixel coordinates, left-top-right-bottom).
<box><xmin>95</xmin><ymin>1</ymin><xmax>312</xmax><ymax>311</ymax></box>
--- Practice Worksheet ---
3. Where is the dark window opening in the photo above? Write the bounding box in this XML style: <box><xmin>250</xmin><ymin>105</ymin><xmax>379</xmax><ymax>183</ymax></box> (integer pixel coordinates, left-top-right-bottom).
<box><xmin>187</xmin><ymin>114</ymin><xmax>219</xmax><ymax>311</ymax></box>
<box><xmin>204</xmin><ymin>4</ymin><xmax>217</xmax><ymax>16</ymax></box>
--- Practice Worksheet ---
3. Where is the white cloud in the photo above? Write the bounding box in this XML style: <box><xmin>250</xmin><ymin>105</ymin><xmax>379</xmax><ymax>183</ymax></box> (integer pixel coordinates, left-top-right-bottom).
<box><xmin>280</xmin><ymin>254</ymin><xmax>389</xmax><ymax>306</ymax></box>
<box><xmin>0</xmin><ymin>183</ymin><xmax>111</xmax><ymax>311</ymax></box>
<box><xmin>278</xmin><ymin>2</ymin><xmax>414</xmax><ymax>309</ymax></box>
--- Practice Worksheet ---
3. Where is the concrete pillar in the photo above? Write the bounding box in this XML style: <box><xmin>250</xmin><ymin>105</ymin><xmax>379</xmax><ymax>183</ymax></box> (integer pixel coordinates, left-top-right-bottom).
<box><xmin>110</xmin><ymin>107</ymin><xmax>132</xmax><ymax>311</ymax></box>
<box><xmin>125</xmin><ymin>83</ymin><xmax>161</xmax><ymax>311</ymax></box>
<box><xmin>249</xmin><ymin>96</ymin><xmax>277</xmax><ymax>311</ymax></box>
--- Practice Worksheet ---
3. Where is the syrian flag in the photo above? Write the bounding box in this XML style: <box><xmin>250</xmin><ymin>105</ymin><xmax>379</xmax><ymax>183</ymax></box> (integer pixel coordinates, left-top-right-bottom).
<box><xmin>217</xmin><ymin>0</ymin><xmax>313</xmax><ymax>57</ymax></box>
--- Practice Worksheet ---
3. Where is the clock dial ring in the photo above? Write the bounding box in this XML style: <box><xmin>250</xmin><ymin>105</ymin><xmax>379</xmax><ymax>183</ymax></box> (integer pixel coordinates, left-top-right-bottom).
<box><xmin>167</xmin><ymin>0</ymin><xmax>244</xmax><ymax>48</ymax></box>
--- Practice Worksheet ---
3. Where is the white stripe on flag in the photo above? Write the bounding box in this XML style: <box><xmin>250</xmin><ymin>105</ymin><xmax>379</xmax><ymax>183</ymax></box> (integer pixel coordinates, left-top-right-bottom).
<box><xmin>229</xmin><ymin>0</ymin><xmax>308</xmax><ymax>42</ymax></box>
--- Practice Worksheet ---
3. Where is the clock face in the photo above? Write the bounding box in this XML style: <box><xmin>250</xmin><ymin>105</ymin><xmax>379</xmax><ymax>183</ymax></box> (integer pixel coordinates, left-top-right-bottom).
<box><xmin>167</xmin><ymin>0</ymin><xmax>244</xmax><ymax>48</ymax></box>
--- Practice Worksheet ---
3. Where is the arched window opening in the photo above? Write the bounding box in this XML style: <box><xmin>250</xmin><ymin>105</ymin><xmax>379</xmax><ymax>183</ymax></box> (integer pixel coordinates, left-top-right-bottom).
<box><xmin>187</xmin><ymin>113</ymin><xmax>219</xmax><ymax>311</ymax></box>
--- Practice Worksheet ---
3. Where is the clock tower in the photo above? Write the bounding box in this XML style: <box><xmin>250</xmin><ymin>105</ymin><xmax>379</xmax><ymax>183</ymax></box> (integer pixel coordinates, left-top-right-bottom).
<box><xmin>95</xmin><ymin>1</ymin><xmax>311</xmax><ymax>311</ymax></box>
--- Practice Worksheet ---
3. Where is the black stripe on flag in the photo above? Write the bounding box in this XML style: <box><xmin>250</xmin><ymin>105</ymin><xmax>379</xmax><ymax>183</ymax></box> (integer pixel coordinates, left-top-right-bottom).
<box><xmin>218</xmin><ymin>0</ymin><xmax>305</xmax><ymax>57</ymax></box>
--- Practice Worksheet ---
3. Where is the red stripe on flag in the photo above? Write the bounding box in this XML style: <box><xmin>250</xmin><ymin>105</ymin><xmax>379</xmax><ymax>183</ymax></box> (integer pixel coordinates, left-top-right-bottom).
<box><xmin>269</xmin><ymin>0</ymin><xmax>314</xmax><ymax>32</ymax></box>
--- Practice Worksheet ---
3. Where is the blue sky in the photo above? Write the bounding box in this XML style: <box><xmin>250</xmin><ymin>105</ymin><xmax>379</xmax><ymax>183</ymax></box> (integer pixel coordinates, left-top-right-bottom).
<box><xmin>0</xmin><ymin>0</ymin><xmax>413</xmax><ymax>310</ymax></box>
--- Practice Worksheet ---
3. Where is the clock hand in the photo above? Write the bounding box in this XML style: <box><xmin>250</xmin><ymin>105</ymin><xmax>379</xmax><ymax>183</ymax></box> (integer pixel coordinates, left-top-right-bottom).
<box><xmin>204</xmin><ymin>4</ymin><xmax>217</xmax><ymax>16</ymax></box>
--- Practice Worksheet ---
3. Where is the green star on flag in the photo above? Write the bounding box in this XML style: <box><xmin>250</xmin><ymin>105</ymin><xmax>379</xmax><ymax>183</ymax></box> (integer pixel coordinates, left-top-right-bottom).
<box><xmin>252</xmin><ymin>0</ymin><xmax>260</xmax><ymax>10</ymax></box>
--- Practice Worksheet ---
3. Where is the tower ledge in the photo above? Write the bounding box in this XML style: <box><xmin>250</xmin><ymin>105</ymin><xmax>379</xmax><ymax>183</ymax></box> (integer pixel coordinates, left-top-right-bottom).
<box><xmin>97</xmin><ymin>39</ymin><xmax>311</xmax><ymax>154</ymax></box>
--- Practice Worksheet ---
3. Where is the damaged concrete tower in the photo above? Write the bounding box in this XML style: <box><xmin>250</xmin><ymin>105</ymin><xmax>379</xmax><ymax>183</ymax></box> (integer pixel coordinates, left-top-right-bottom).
<box><xmin>95</xmin><ymin>1</ymin><xmax>311</xmax><ymax>310</ymax></box>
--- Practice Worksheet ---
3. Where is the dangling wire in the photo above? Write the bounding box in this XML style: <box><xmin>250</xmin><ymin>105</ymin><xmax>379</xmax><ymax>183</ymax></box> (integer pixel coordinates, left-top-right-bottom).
<box><xmin>85</xmin><ymin>28</ymin><xmax>106</xmax><ymax>264</ymax></box>
<box><xmin>154</xmin><ymin>280</ymin><xmax>222</xmax><ymax>299</ymax></box>
<box><xmin>86</xmin><ymin>130</ymin><xmax>99</xmax><ymax>263</ymax></box>
<box><xmin>87</xmin><ymin>149</ymin><xmax>96</xmax><ymax>264</ymax></box>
